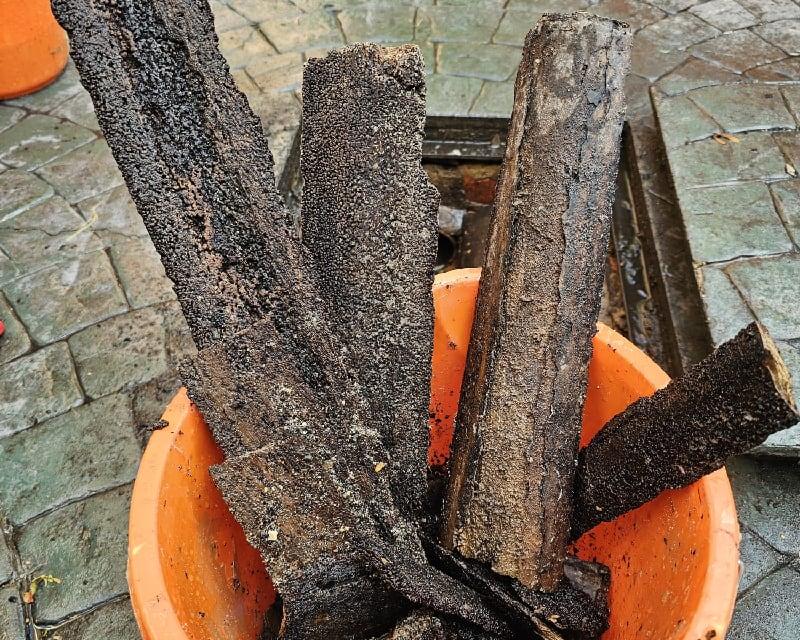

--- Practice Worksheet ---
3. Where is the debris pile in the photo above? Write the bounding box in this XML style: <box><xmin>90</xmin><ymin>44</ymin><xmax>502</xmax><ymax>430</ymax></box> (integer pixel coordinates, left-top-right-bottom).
<box><xmin>53</xmin><ymin>1</ymin><xmax>798</xmax><ymax>638</ymax></box>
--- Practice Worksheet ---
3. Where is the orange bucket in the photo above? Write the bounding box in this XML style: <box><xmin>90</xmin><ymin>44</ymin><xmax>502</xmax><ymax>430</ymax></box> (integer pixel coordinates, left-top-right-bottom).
<box><xmin>129</xmin><ymin>268</ymin><xmax>740</xmax><ymax>640</ymax></box>
<box><xmin>0</xmin><ymin>0</ymin><xmax>69</xmax><ymax>100</ymax></box>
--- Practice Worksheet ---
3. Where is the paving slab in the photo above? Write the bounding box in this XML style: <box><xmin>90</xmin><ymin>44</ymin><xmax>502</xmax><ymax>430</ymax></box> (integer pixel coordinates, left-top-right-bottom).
<box><xmin>0</xmin><ymin>293</ymin><xmax>31</xmax><ymax>366</ymax></box>
<box><xmin>438</xmin><ymin>43</ymin><xmax>521</xmax><ymax>81</ymax></box>
<box><xmin>738</xmin><ymin>0</ymin><xmax>800</xmax><ymax>22</ymax></box>
<box><xmin>51</xmin><ymin>597</ymin><xmax>140</xmax><ymax>640</ymax></box>
<box><xmin>678</xmin><ymin>182</ymin><xmax>794</xmax><ymax>263</ymax></box>
<box><xmin>0</xmin><ymin>196</ymin><xmax>102</xmax><ymax>285</ymax></box>
<box><xmin>16</xmin><ymin>485</ymin><xmax>132</xmax><ymax>624</ymax></box>
<box><xmin>3</xmin><ymin>250</ymin><xmax>128</xmax><ymax>345</ymax></box>
<box><xmin>728</xmin><ymin>565</ymin><xmax>800</xmax><ymax>638</ymax></box>
<box><xmin>415</xmin><ymin>5</ymin><xmax>503</xmax><ymax>43</ymax></box>
<box><xmin>589</xmin><ymin>0</ymin><xmax>666</xmax><ymax>30</ymax></box>
<box><xmin>738</xmin><ymin>529</ymin><xmax>785</xmax><ymax>594</ymax></box>
<box><xmin>338</xmin><ymin>4</ymin><xmax>416</xmax><ymax>43</ymax></box>
<box><xmin>75</xmin><ymin>184</ymin><xmax>148</xmax><ymax>244</ymax></box>
<box><xmin>698</xmin><ymin>265</ymin><xmax>756</xmax><ymax>345</ymax></box>
<box><xmin>727</xmin><ymin>253</ymin><xmax>800</xmax><ymax>341</ymax></box>
<box><xmin>470</xmin><ymin>81</ymin><xmax>514</xmax><ymax>117</ymax></box>
<box><xmin>108</xmin><ymin>239</ymin><xmax>176</xmax><ymax>309</ymax></box>
<box><xmin>0</xmin><ymin>170</ymin><xmax>53</xmax><ymax>218</ymax></box>
<box><xmin>67</xmin><ymin>307</ymin><xmax>170</xmax><ymax>399</ymax></box>
<box><xmin>0</xmin><ymin>115</ymin><xmax>94</xmax><ymax>172</ymax></box>
<box><xmin>656</xmin><ymin>57</ymin><xmax>740</xmax><ymax>96</ymax></box>
<box><xmin>0</xmin><ymin>343</ymin><xmax>83</xmax><ymax>438</ymax></box>
<box><xmin>691</xmin><ymin>29</ymin><xmax>786</xmax><ymax>74</ymax></box>
<box><xmin>493</xmin><ymin>10</ymin><xmax>541</xmax><ymax>46</ymax></box>
<box><xmin>0</xmin><ymin>107</ymin><xmax>24</xmax><ymax>135</ymax></box>
<box><xmin>0</xmin><ymin>584</ymin><xmax>24</xmax><ymax>640</ymax></box>
<box><xmin>0</xmin><ymin>537</ymin><xmax>13</xmax><ymax>586</ymax></box>
<box><xmin>689</xmin><ymin>0</ymin><xmax>759</xmax><ymax>31</ymax></box>
<box><xmin>48</xmin><ymin>90</ymin><xmax>100</xmax><ymax>132</ymax></box>
<box><xmin>246</xmin><ymin>52</ymin><xmax>304</xmax><ymax>93</ymax></box>
<box><xmin>0</xmin><ymin>394</ymin><xmax>139</xmax><ymax>524</ymax></box>
<box><xmin>770</xmin><ymin>178</ymin><xmax>800</xmax><ymax>244</ymax></box>
<box><xmin>754</xmin><ymin>18</ymin><xmax>800</xmax><ymax>56</ymax></box>
<box><xmin>219</xmin><ymin>26</ymin><xmax>275</xmax><ymax>69</ymax></box>
<box><xmin>727</xmin><ymin>456</ymin><xmax>800</xmax><ymax>556</ymax></box>
<box><xmin>35</xmin><ymin>139</ymin><xmax>124</xmax><ymax>204</ymax></box>
<box><xmin>259</xmin><ymin>10</ymin><xmax>344</xmax><ymax>53</ymax></box>
<box><xmin>688</xmin><ymin>84</ymin><xmax>795</xmax><ymax>133</ymax></box>
<box><xmin>425</xmin><ymin>75</ymin><xmax>483</xmax><ymax>116</ymax></box>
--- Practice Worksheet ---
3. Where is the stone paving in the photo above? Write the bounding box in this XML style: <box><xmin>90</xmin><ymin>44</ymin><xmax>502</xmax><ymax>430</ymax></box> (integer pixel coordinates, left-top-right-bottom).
<box><xmin>654</xmin><ymin>82</ymin><xmax>800</xmax><ymax>453</ymax></box>
<box><xmin>0</xmin><ymin>0</ymin><xmax>799</xmax><ymax>637</ymax></box>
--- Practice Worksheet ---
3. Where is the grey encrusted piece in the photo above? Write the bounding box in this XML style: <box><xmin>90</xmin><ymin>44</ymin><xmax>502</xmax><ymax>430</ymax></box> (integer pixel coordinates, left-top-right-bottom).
<box><xmin>573</xmin><ymin>322</ymin><xmax>799</xmax><ymax>537</ymax></box>
<box><xmin>388</xmin><ymin>610</ymin><xmax>498</xmax><ymax>640</ymax></box>
<box><xmin>51</xmin><ymin>0</ymin><xmax>301</xmax><ymax>350</ymax></box>
<box><xmin>441</xmin><ymin>13</ymin><xmax>632</xmax><ymax>591</ymax></box>
<box><xmin>300</xmin><ymin>44</ymin><xmax>438</xmax><ymax>521</ymax></box>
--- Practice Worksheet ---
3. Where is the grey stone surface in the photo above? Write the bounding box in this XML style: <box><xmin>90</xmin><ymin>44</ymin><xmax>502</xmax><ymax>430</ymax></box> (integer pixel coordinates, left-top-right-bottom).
<box><xmin>0</xmin><ymin>537</ymin><xmax>13</xmax><ymax>585</ymax></box>
<box><xmin>688</xmin><ymin>84</ymin><xmax>795</xmax><ymax>133</ymax></box>
<box><xmin>678</xmin><ymin>182</ymin><xmax>794</xmax><ymax>262</ymax></box>
<box><xmin>0</xmin><ymin>343</ymin><xmax>82</xmax><ymax>438</ymax></box>
<box><xmin>425</xmin><ymin>75</ymin><xmax>483</xmax><ymax>116</ymax></box>
<box><xmin>75</xmin><ymin>184</ymin><xmax>147</xmax><ymax>244</ymax></box>
<box><xmin>259</xmin><ymin>11</ymin><xmax>344</xmax><ymax>53</ymax></box>
<box><xmin>493</xmin><ymin>10</ymin><xmax>540</xmax><ymax>46</ymax></box>
<box><xmin>669</xmin><ymin>131</ymin><xmax>787</xmax><ymax>187</ymax></box>
<box><xmin>0</xmin><ymin>196</ymin><xmax>102</xmax><ymax>285</ymax></box>
<box><xmin>699</xmin><ymin>265</ymin><xmax>756</xmax><ymax>344</ymax></box>
<box><xmin>0</xmin><ymin>293</ymin><xmax>31</xmax><ymax>366</ymax></box>
<box><xmin>755</xmin><ymin>19</ymin><xmax>800</xmax><ymax>56</ymax></box>
<box><xmin>637</xmin><ymin>12</ymin><xmax>720</xmax><ymax>52</ymax></box>
<box><xmin>6</xmin><ymin>63</ymin><xmax>83</xmax><ymax>113</ymax></box>
<box><xmin>0</xmin><ymin>394</ymin><xmax>139</xmax><ymax>524</ymax></box>
<box><xmin>246</xmin><ymin>52</ymin><xmax>304</xmax><ymax>93</ymax></box>
<box><xmin>727</xmin><ymin>253</ymin><xmax>800</xmax><ymax>341</ymax></box>
<box><xmin>219</xmin><ymin>26</ymin><xmax>276</xmax><ymax>69</ymax></box>
<box><xmin>0</xmin><ymin>169</ymin><xmax>53</xmax><ymax>218</ymax></box>
<box><xmin>338</xmin><ymin>4</ymin><xmax>416</xmax><ymax>43</ymax></box>
<box><xmin>728</xmin><ymin>565</ymin><xmax>800</xmax><ymax>638</ymax></box>
<box><xmin>109</xmin><ymin>239</ymin><xmax>176</xmax><ymax>309</ymax></box>
<box><xmin>690</xmin><ymin>0</ymin><xmax>759</xmax><ymax>31</ymax></box>
<box><xmin>692</xmin><ymin>28</ymin><xmax>786</xmax><ymax>74</ymax></box>
<box><xmin>49</xmin><ymin>90</ymin><xmax>100</xmax><ymax>131</ymax></box>
<box><xmin>68</xmin><ymin>308</ymin><xmax>170</xmax><ymax>399</ymax></box>
<box><xmin>728</xmin><ymin>456</ymin><xmax>800</xmax><ymax>557</ymax></box>
<box><xmin>653</xmin><ymin>93</ymin><xmax>720</xmax><ymax>149</ymax></box>
<box><xmin>16</xmin><ymin>485</ymin><xmax>132</xmax><ymax>624</ymax></box>
<box><xmin>471</xmin><ymin>81</ymin><xmax>514</xmax><ymax>117</ymax></box>
<box><xmin>35</xmin><ymin>139</ymin><xmax>124</xmax><ymax>204</ymax></box>
<box><xmin>590</xmin><ymin>0</ymin><xmax>666</xmax><ymax>30</ymax></box>
<box><xmin>3</xmin><ymin>250</ymin><xmax>128</xmax><ymax>345</ymax></box>
<box><xmin>0</xmin><ymin>107</ymin><xmax>23</xmax><ymax>135</ymax></box>
<box><xmin>53</xmin><ymin>597</ymin><xmax>141</xmax><ymax>640</ymax></box>
<box><xmin>0</xmin><ymin>115</ymin><xmax>94</xmax><ymax>172</ymax></box>
<box><xmin>738</xmin><ymin>528</ymin><xmax>785</xmax><ymax>594</ymax></box>
<box><xmin>656</xmin><ymin>57</ymin><xmax>740</xmax><ymax>96</ymax></box>
<box><xmin>438</xmin><ymin>43</ymin><xmax>520</xmax><ymax>81</ymax></box>
<box><xmin>0</xmin><ymin>584</ymin><xmax>24</xmax><ymax>640</ymax></box>
<box><xmin>770</xmin><ymin>178</ymin><xmax>800</xmax><ymax>244</ymax></box>
<box><xmin>416</xmin><ymin>5</ymin><xmax>503</xmax><ymax>43</ymax></box>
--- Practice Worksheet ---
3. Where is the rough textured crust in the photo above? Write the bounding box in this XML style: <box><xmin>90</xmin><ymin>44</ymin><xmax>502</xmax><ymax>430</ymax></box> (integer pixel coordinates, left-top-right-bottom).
<box><xmin>441</xmin><ymin>13</ymin><xmax>632</xmax><ymax>590</ymax></box>
<box><xmin>573</xmin><ymin>321</ymin><xmax>799</xmax><ymax>537</ymax></box>
<box><xmin>52</xmin><ymin>0</ymin><xmax>301</xmax><ymax>349</ymax></box>
<box><xmin>300</xmin><ymin>44</ymin><xmax>439</xmax><ymax>522</ymax></box>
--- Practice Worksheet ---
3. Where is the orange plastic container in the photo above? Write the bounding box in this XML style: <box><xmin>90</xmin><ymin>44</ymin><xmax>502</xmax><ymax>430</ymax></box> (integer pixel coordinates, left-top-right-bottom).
<box><xmin>0</xmin><ymin>0</ymin><xmax>69</xmax><ymax>100</ymax></box>
<box><xmin>129</xmin><ymin>268</ymin><xmax>740</xmax><ymax>640</ymax></box>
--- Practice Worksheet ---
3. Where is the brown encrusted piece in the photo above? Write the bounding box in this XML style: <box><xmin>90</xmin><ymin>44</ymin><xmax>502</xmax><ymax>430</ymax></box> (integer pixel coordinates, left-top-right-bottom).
<box><xmin>51</xmin><ymin>0</ymin><xmax>302</xmax><ymax>350</ymax></box>
<box><xmin>425</xmin><ymin>542</ymin><xmax>607</xmax><ymax>640</ymax></box>
<box><xmin>441</xmin><ymin>13</ymin><xmax>632</xmax><ymax>591</ymax></box>
<box><xmin>300</xmin><ymin>44</ymin><xmax>439</xmax><ymax>522</ymax></box>
<box><xmin>573</xmin><ymin>322</ymin><xmax>799</xmax><ymax>537</ymax></box>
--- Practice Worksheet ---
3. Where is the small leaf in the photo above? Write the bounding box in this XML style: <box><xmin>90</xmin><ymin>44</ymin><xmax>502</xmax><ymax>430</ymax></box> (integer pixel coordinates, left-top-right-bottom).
<box><xmin>786</xmin><ymin>163</ymin><xmax>797</xmax><ymax>177</ymax></box>
<box><xmin>374</xmin><ymin>461</ymin><xmax>387</xmax><ymax>472</ymax></box>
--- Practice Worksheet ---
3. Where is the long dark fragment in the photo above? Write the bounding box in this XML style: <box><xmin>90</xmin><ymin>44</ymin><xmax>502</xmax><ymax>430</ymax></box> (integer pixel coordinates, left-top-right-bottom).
<box><xmin>389</xmin><ymin>610</ymin><xmax>499</xmax><ymax>640</ymax></box>
<box><xmin>573</xmin><ymin>322</ymin><xmax>799</xmax><ymax>537</ymax></box>
<box><xmin>300</xmin><ymin>44</ymin><xmax>439</xmax><ymax>521</ymax></box>
<box><xmin>51</xmin><ymin>0</ymin><xmax>301</xmax><ymax>349</ymax></box>
<box><xmin>425</xmin><ymin>542</ymin><xmax>607</xmax><ymax>639</ymax></box>
<box><xmin>441</xmin><ymin>13</ymin><xmax>632</xmax><ymax>591</ymax></box>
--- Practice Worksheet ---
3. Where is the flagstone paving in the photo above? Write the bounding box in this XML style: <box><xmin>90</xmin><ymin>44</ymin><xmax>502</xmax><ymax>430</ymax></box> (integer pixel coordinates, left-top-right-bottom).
<box><xmin>1</xmin><ymin>0</ymin><xmax>799</xmax><ymax>636</ymax></box>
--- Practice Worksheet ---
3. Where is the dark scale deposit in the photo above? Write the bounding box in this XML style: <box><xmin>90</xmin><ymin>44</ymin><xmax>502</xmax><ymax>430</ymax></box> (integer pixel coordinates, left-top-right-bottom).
<box><xmin>51</xmin><ymin>0</ymin><xmax>799</xmax><ymax>638</ymax></box>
